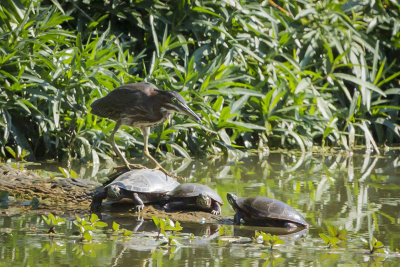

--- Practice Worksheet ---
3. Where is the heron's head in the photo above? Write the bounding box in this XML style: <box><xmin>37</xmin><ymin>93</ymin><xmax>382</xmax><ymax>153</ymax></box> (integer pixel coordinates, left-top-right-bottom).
<box><xmin>159</xmin><ymin>90</ymin><xmax>201</xmax><ymax>124</ymax></box>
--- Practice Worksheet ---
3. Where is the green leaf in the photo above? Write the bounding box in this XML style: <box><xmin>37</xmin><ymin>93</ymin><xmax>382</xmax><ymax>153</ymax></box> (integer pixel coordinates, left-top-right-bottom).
<box><xmin>327</xmin><ymin>225</ymin><xmax>338</xmax><ymax>237</ymax></box>
<box><xmin>42</xmin><ymin>215</ymin><xmax>51</xmax><ymax>226</ymax></box>
<box><xmin>58</xmin><ymin>167</ymin><xmax>69</xmax><ymax>178</ymax></box>
<box><xmin>204</xmin><ymin>88</ymin><xmax>264</xmax><ymax>97</ymax></box>
<box><xmin>5</xmin><ymin>146</ymin><xmax>16</xmax><ymax>159</ymax></box>
<box><xmin>319</xmin><ymin>233</ymin><xmax>330</xmax><ymax>243</ymax></box>
<box><xmin>123</xmin><ymin>230</ymin><xmax>133</xmax><ymax>236</ymax></box>
<box><xmin>112</xmin><ymin>222</ymin><xmax>120</xmax><ymax>231</ymax></box>
<box><xmin>228</xmin><ymin>121</ymin><xmax>266</xmax><ymax>131</ymax></box>
<box><xmin>274</xmin><ymin>239</ymin><xmax>285</xmax><ymax>245</ymax></box>
<box><xmin>152</xmin><ymin>216</ymin><xmax>160</xmax><ymax>228</ymax></box>
<box><xmin>174</xmin><ymin>221</ymin><xmax>183</xmax><ymax>232</ymax></box>
<box><xmin>212</xmin><ymin>96</ymin><xmax>224</xmax><ymax>112</ymax></box>
<box><xmin>170</xmin><ymin>143</ymin><xmax>191</xmax><ymax>159</ymax></box>
<box><xmin>83</xmin><ymin>231</ymin><xmax>93</xmax><ymax>241</ymax></box>
<box><xmin>94</xmin><ymin>221</ymin><xmax>108</xmax><ymax>228</ymax></box>
<box><xmin>192</xmin><ymin>7</ymin><xmax>223</xmax><ymax>19</ymax></box>
<box><xmin>70</xmin><ymin>169</ymin><xmax>79</xmax><ymax>178</ymax></box>
<box><xmin>83</xmin><ymin>225</ymin><xmax>96</xmax><ymax>231</ymax></box>
<box><xmin>332</xmin><ymin>73</ymin><xmax>386</xmax><ymax>96</ymax></box>
<box><xmin>55</xmin><ymin>216</ymin><xmax>66</xmax><ymax>225</ymax></box>
<box><xmin>374</xmin><ymin>240</ymin><xmax>384</xmax><ymax>249</ymax></box>
<box><xmin>48</xmin><ymin>213</ymin><xmax>56</xmax><ymax>224</ymax></box>
<box><xmin>90</xmin><ymin>213</ymin><xmax>99</xmax><ymax>224</ymax></box>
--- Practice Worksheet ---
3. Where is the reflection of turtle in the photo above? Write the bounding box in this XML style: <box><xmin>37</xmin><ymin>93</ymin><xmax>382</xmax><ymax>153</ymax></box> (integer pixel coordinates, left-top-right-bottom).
<box><xmin>164</xmin><ymin>183</ymin><xmax>223</xmax><ymax>215</ymax></box>
<box><xmin>90</xmin><ymin>169</ymin><xmax>179</xmax><ymax>212</ymax></box>
<box><xmin>227</xmin><ymin>193</ymin><xmax>308</xmax><ymax>228</ymax></box>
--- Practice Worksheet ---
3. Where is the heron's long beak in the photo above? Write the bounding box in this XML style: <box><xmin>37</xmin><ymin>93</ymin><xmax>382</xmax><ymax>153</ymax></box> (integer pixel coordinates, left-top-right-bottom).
<box><xmin>177</xmin><ymin>102</ymin><xmax>202</xmax><ymax>124</ymax></box>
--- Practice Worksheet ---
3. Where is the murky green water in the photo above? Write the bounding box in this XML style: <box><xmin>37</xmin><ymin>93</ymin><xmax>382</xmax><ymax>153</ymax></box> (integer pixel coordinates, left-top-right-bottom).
<box><xmin>1</xmin><ymin>151</ymin><xmax>400</xmax><ymax>266</ymax></box>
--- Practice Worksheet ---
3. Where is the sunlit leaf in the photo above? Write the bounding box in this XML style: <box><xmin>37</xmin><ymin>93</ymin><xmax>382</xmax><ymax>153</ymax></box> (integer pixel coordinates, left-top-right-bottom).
<box><xmin>83</xmin><ymin>232</ymin><xmax>93</xmax><ymax>241</ymax></box>
<box><xmin>94</xmin><ymin>221</ymin><xmax>108</xmax><ymax>228</ymax></box>
<box><xmin>112</xmin><ymin>222</ymin><xmax>120</xmax><ymax>231</ymax></box>
<box><xmin>123</xmin><ymin>230</ymin><xmax>133</xmax><ymax>236</ymax></box>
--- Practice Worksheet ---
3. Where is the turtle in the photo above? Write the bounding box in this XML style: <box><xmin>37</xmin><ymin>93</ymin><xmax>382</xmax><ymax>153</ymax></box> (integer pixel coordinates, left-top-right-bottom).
<box><xmin>164</xmin><ymin>183</ymin><xmax>223</xmax><ymax>215</ymax></box>
<box><xmin>226</xmin><ymin>193</ymin><xmax>308</xmax><ymax>228</ymax></box>
<box><xmin>90</xmin><ymin>169</ymin><xmax>180</xmax><ymax>212</ymax></box>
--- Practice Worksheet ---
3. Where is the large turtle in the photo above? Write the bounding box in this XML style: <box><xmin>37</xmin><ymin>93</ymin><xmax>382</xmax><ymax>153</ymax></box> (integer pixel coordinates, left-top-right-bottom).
<box><xmin>90</xmin><ymin>169</ymin><xmax>179</xmax><ymax>212</ymax></box>
<box><xmin>164</xmin><ymin>183</ymin><xmax>223</xmax><ymax>215</ymax></box>
<box><xmin>227</xmin><ymin>193</ymin><xmax>308</xmax><ymax>228</ymax></box>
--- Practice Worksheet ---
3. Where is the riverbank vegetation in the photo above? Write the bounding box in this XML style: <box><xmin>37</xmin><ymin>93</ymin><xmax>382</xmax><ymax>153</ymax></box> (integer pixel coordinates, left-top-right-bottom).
<box><xmin>1</xmin><ymin>0</ymin><xmax>399</xmax><ymax>163</ymax></box>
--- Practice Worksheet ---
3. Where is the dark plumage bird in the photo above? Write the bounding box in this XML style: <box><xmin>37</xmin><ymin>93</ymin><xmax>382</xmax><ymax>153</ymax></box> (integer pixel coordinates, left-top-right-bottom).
<box><xmin>91</xmin><ymin>82</ymin><xmax>201</xmax><ymax>175</ymax></box>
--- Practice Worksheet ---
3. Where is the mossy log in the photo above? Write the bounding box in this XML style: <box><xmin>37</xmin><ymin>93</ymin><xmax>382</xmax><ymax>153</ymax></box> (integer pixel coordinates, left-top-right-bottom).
<box><xmin>0</xmin><ymin>164</ymin><xmax>231</xmax><ymax>224</ymax></box>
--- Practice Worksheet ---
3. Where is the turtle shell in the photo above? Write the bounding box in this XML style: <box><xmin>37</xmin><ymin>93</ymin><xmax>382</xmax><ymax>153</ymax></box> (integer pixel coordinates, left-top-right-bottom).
<box><xmin>235</xmin><ymin>196</ymin><xmax>307</xmax><ymax>226</ymax></box>
<box><xmin>106</xmin><ymin>169</ymin><xmax>179</xmax><ymax>193</ymax></box>
<box><xmin>167</xmin><ymin>183</ymin><xmax>223</xmax><ymax>204</ymax></box>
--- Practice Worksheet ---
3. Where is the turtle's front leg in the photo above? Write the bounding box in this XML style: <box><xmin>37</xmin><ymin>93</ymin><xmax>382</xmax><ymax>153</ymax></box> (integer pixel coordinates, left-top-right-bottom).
<box><xmin>211</xmin><ymin>201</ymin><xmax>221</xmax><ymax>215</ymax></box>
<box><xmin>90</xmin><ymin>189</ymin><xmax>107</xmax><ymax>213</ymax></box>
<box><xmin>132</xmin><ymin>192</ymin><xmax>145</xmax><ymax>212</ymax></box>
<box><xmin>233</xmin><ymin>212</ymin><xmax>243</xmax><ymax>225</ymax></box>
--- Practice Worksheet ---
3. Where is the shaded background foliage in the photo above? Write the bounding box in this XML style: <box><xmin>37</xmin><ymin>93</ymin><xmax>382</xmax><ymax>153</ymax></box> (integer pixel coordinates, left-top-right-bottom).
<box><xmin>0</xmin><ymin>0</ymin><xmax>399</xmax><ymax>163</ymax></box>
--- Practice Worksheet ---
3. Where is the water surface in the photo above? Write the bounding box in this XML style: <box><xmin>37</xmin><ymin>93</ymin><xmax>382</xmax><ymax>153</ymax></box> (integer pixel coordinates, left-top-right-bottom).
<box><xmin>1</xmin><ymin>151</ymin><xmax>400</xmax><ymax>266</ymax></box>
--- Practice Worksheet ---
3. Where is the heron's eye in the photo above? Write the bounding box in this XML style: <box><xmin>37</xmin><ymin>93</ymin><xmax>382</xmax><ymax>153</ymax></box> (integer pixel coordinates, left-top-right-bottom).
<box><xmin>172</xmin><ymin>97</ymin><xmax>179</xmax><ymax>104</ymax></box>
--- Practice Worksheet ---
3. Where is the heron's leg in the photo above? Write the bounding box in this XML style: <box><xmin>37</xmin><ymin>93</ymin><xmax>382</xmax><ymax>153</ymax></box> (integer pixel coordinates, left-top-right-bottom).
<box><xmin>110</xmin><ymin>121</ymin><xmax>145</xmax><ymax>170</ymax></box>
<box><xmin>110</xmin><ymin>121</ymin><xmax>130</xmax><ymax>167</ymax></box>
<box><xmin>141</xmin><ymin>126</ymin><xmax>163</xmax><ymax>170</ymax></box>
<box><xmin>141</xmin><ymin>127</ymin><xmax>175</xmax><ymax>177</ymax></box>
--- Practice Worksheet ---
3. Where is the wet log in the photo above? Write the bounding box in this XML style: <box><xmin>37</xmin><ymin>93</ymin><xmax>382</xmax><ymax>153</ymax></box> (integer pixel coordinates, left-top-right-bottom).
<box><xmin>0</xmin><ymin>164</ymin><xmax>232</xmax><ymax>225</ymax></box>
<box><xmin>0</xmin><ymin>164</ymin><xmax>100</xmax><ymax>213</ymax></box>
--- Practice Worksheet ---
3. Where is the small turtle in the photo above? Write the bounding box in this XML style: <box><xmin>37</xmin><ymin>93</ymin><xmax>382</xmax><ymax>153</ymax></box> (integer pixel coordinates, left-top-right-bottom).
<box><xmin>227</xmin><ymin>193</ymin><xmax>308</xmax><ymax>228</ymax></box>
<box><xmin>90</xmin><ymin>169</ymin><xmax>179</xmax><ymax>212</ymax></box>
<box><xmin>164</xmin><ymin>183</ymin><xmax>223</xmax><ymax>215</ymax></box>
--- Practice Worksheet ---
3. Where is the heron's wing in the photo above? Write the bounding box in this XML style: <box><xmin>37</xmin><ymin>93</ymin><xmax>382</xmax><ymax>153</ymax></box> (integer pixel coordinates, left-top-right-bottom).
<box><xmin>90</xmin><ymin>85</ymin><xmax>149</xmax><ymax>121</ymax></box>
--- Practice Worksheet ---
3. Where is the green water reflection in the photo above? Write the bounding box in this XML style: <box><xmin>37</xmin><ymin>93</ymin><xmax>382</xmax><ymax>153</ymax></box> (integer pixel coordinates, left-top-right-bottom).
<box><xmin>1</xmin><ymin>151</ymin><xmax>400</xmax><ymax>266</ymax></box>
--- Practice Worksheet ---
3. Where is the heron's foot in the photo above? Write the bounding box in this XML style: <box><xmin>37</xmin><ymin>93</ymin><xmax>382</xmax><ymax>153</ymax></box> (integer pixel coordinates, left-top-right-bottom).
<box><xmin>127</xmin><ymin>163</ymin><xmax>147</xmax><ymax>170</ymax></box>
<box><xmin>113</xmin><ymin>163</ymin><xmax>147</xmax><ymax>173</ymax></box>
<box><xmin>153</xmin><ymin>165</ymin><xmax>183</xmax><ymax>180</ymax></box>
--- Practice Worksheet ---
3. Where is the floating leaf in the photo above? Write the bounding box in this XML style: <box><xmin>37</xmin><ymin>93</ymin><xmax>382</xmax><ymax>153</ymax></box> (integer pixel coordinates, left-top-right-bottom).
<box><xmin>112</xmin><ymin>222</ymin><xmax>120</xmax><ymax>231</ymax></box>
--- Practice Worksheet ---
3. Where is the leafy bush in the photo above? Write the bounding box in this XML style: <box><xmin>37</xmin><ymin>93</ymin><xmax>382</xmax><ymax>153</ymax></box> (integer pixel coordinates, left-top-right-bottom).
<box><xmin>1</xmin><ymin>0</ymin><xmax>399</xmax><ymax>163</ymax></box>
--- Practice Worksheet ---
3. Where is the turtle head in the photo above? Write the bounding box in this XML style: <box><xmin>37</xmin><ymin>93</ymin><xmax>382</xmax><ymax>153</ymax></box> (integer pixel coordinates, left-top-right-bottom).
<box><xmin>108</xmin><ymin>184</ymin><xmax>121</xmax><ymax>199</ymax></box>
<box><xmin>196</xmin><ymin>193</ymin><xmax>212</xmax><ymax>209</ymax></box>
<box><xmin>227</xmin><ymin>193</ymin><xmax>239</xmax><ymax>211</ymax></box>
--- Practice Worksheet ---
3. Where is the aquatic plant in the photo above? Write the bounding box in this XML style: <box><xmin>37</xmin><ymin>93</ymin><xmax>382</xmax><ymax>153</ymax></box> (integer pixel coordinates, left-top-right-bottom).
<box><xmin>41</xmin><ymin>213</ymin><xmax>66</xmax><ymax>234</ymax></box>
<box><xmin>58</xmin><ymin>167</ymin><xmax>78</xmax><ymax>179</ymax></box>
<box><xmin>254</xmin><ymin>231</ymin><xmax>285</xmax><ymax>249</ymax></box>
<box><xmin>111</xmin><ymin>221</ymin><xmax>133</xmax><ymax>237</ymax></box>
<box><xmin>218</xmin><ymin>225</ymin><xmax>232</xmax><ymax>236</ymax></box>
<box><xmin>361</xmin><ymin>236</ymin><xmax>388</xmax><ymax>255</ymax></box>
<box><xmin>41</xmin><ymin>241</ymin><xmax>64</xmax><ymax>255</ymax></box>
<box><xmin>260</xmin><ymin>251</ymin><xmax>285</xmax><ymax>267</ymax></box>
<box><xmin>1</xmin><ymin>0</ymin><xmax>400</xmax><ymax>164</ymax></box>
<box><xmin>73</xmin><ymin>214</ymin><xmax>108</xmax><ymax>242</ymax></box>
<box><xmin>152</xmin><ymin>216</ymin><xmax>183</xmax><ymax>246</ymax></box>
<box><xmin>72</xmin><ymin>243</ymin><xmax>107</xmax><ymax>258</ymax></box>
<box><xmin>4</xmin><ymin>146</ymin><xmax>29</xmax><ymax>162</ymax></box>
<box><xmin>319</xmin><ymin>224</ymin><xmax>347</xmax><ymax>248</ymax></box>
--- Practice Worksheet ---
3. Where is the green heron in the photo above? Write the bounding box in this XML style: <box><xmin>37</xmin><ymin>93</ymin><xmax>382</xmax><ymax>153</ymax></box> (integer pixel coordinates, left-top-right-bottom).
<box><xmin>91</xmin><ymin>82</ymin><xmax>201</xmax><ymax>176</ymax></box>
